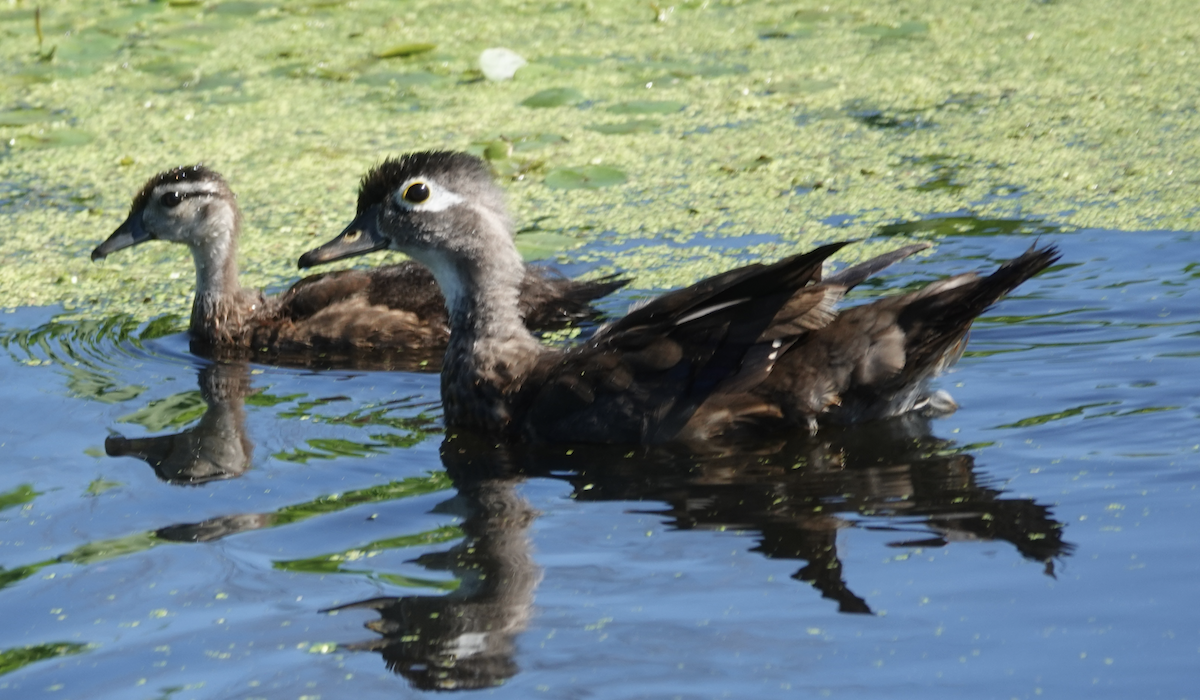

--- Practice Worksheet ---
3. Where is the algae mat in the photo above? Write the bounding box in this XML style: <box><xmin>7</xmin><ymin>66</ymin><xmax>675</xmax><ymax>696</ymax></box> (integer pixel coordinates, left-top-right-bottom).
<box><xmin>1</xmin><ymin>0</ymin><xmax>1197</xmax><ymax>318</ymax></box>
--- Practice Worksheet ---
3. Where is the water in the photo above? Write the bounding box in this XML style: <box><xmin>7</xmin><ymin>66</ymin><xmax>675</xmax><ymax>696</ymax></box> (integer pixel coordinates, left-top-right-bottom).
<box><xmin>1</xmin><ymin>229</ymin><xmax>1197</xmax><ymax>699</ymax></box>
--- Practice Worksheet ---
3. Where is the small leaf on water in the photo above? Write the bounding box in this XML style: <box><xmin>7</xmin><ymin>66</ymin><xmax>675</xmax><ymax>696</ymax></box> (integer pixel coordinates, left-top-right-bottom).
<box><xmin>856</xmin><ymin>21</ymin><xmax>928</xmax><ymax>39</ymax></box>
<box><xmin>210</xmin><ymin>2</ymin><xmax>273</xmax><ymax>16</ymax></box>
<box><xmin>521</xmin><ymin>87</ymin><xmax>584</xmax><ymax>108</ymax></box>
<box><xmin>544</xmin><ymin>165</ymin><xmax>627</xmax><ymax>190</ymax></box>
<box><xmin>10</xmin><ymin>129</ymin><xmax>95</xmax><ymax>149</ymax></box>
<box><xmin>148</xmin><ymin>37</ymin><xmax>214</xmax><ymax>56</ymax></box>
<box><xmin>721</xmin><ymin>155</ymin><xmax>773</xmax><ymax>173</ymax></box>
<box><xmin>607</xmin><ymin>100</ymin><xmax>685</xmax><ymax>115</ymax></box>
<box><xmin>483</xmin><ymin>140</ymin><xmax>513</xmax><ymax>161</ymax></box>
<box><xmin>516</xmin><ymin>232</ymin><xmax>580</xmax><ymax>260</ymax></box>
<box><xmin>508</xmin><ymin>133</ymin><xmax>568</xmax><ymax>152</ymax></box>
<box><xmin>0</xmin><ymin>108</ymin><xmax>55</xmax><ymax>126</ymax></box>
<box><xmin>56</xmin><ymin>32</ymin><xmax>123</xmax><ymax>65</ymax></box>
<box><xmin>356</xmin><ymin>70</ymin><xmax>443</xmax><ymax>87</ymax></box>
<box><xmin>756</xmin><ymin>24</ymin><xmax>816</xmax><ymax>40</ymax></box>
<box><xmin>589</xmin><ymin>119</ymin><xmax>661</xmax><ymax>135</ymax></box>
<box><xmin>764</xmin><ymin>79</ymin><xmax>837</xmax><ymax>95</ymax></box>
<box><xmin>376</xmin><ymin>42</ymin><xmax>436</xmax><ymax>59</ymax></box>
<box><xmin>86</xmin><ymin>479</ymin><xmax>122</xmax><ymax>497</ymax></box>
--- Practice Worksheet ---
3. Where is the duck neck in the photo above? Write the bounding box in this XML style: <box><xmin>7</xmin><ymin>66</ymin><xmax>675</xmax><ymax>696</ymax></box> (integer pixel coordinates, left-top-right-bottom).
<box><xmin>188</xmin><ymin>220</ymin><xmax>256</xmax><ymax>344</ymax></box>
<box><xmin>422</xmin><ymin>247</ymin><xmax>543</xmax><ymax>433</ymax></box>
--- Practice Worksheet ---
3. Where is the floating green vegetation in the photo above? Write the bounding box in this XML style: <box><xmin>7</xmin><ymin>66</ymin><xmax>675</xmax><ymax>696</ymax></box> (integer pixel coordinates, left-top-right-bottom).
<box><xmin>607</xmin><ymin>100</ymin><xmax>685</xmax><ymax>115</ymax></box>
<box><xmin>1</xmin><ymin>0</ymin><xmax>1198</xmax><ymax>321</ymax></box>
<box><xmin>521</xmin><ymin>87</ymin><xmax>585</xmax><ymax>108</ymax></box>
<box><xmin>376</xmin><ymin>42</ymin><xmax>437</xmax><ymax>59</ymax></box>
<box><xmin>0</xmin><ymin>107</ymin><xmax>57</xmax><ymax>126</ymax></box>
<box><xmin>118</xmin><ymin>390</ymin><xmax>206</xmax><ymax>431</ymax></box>
<box><xmin>0</xmin><ymin>315</ymin><xmax>155</xmax><ymax>403</ymax></box>
<box><xmin>994</xmin><ymin>401</ymin><xmax>1122</xmax><ymax>429</ymax></box>
<box><xmin>0</xmin><ymin>472</ymin><xmax>454</xmax><ymax>590</ymax></box>
<box><xmin>589</xmin><ymin>119</ymin><xmax>662</xmax><ymax>135</ymax></box>
<box><xmin>85</xmin><ymin>478</ymin><xmax>122</xmax><ymax>497</ymax></box>
<box><xmin>0</xmin><ymin>642</ymin><xmax>92</xmax><ymax>677</ymax></box>
<box><xmin>0</xmin><ymin>484</ymin><xmax>40</xmax><ymax>512</ymax></box>
<box><xmin>274</xmin><ymin>524</ymin><xmax>464</xmax><ymax>586</ymax></box>
<box><xmin>545</xmin><ymin>165</ymin><xmax>628</xmax><ymax>190</ymax></box>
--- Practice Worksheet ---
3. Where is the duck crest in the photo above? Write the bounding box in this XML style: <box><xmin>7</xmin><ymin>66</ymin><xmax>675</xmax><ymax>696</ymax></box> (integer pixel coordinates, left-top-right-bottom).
<box><xmin>356</xmin><ymin>152</ymin><xmax>490</xmax><ymax>214</ymax></box>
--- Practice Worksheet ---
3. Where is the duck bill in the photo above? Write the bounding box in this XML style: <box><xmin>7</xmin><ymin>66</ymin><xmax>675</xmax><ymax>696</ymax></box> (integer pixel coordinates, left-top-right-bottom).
<box><xmin>92</xmin><ymin>212</ymin><xmax>151</xmax><ymax>261</ymax></box>
<box><xmin>297</xmin><ymin>206</ymin><xmax>389</xmax><ymax>269</ymax></box>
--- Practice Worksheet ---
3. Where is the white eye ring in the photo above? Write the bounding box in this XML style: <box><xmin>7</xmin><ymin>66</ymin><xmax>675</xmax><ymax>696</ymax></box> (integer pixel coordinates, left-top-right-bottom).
<box><xmin>393</xmin><ymin>178</ymin><xmax>464</xmax><ymax>212</ymax></box>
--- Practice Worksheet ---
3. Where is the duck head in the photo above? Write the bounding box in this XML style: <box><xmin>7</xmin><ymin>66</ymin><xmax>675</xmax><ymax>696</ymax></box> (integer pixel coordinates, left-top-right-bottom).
<box><xmin>92</xmin><ymin>165</ymin><xmax>237</xmax><ymax>261</ymax></box>
<box><xmin>299</xmin><ymin>152</ymin><xmax>518</xmax><ymax>311</ymax></box>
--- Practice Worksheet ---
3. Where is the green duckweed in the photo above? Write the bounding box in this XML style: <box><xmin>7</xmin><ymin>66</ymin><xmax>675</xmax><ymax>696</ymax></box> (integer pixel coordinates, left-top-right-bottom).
<box><xmin>0</xmin><ymin>0</ymin><xmax>1196</xmax><ymax>321</ymax></box>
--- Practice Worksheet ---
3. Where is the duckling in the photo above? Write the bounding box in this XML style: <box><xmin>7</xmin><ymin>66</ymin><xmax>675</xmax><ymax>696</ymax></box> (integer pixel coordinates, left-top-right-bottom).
<box><xmin>301</xmin><ymin>151</ymin><xmax>1060</xmax><ymax>444</ymax></box>
<box><xmin>92</xmin><ymin>165</ymin><xmax>626</xmax><ymax>369</ymax></box>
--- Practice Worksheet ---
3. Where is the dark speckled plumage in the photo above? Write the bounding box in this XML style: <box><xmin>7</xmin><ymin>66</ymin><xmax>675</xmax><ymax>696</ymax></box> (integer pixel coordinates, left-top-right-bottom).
<box><xmin>93</xmin><ymin>166</ymin><xmax>626</xmax><ymax>370</ymax></box>
<box><xmin>305</xmin><ymin>151</ymin><xmax>1061</xmax><ymax>443</ymax></box>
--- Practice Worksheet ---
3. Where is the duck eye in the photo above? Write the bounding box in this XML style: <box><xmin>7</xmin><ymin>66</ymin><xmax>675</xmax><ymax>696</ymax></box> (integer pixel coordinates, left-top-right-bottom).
<box><xmin>160</xmin><ymin>191</ymin><xmax>182</xmax><ymax>208</ymax></box>
<box><xmin>403</xmin><ymin>182</ymin><xmax>430</xmax><ymax>204</ymax></box>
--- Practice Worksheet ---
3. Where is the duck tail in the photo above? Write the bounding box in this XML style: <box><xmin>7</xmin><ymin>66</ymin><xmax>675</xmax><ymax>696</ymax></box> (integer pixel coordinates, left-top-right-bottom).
<box><xmin>899</xmin><ymin>243</ymin><xmax>1060</xmax><ymax>371</ymax></box>
<box><xmin>973</xmin><ymin>243</ymin><xmax>1061</xmax><ymax>306</ymax></box>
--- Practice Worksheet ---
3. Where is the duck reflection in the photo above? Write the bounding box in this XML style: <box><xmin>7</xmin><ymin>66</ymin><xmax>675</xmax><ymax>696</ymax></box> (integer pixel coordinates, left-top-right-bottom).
<box><xmin>111</xmin><ymin>389</ymin><xmax>1070</xmax><ymax>688</ymax></box>
<box><xmin>326</xmin><ymin>420</ymin><xmax>1071</xmax><ymax>688</ymax></box>
<box><xmin>103</xmin><ymin>361</ymin><xmax>253</xmax><ymax>485</ymax></box>
<box><xmin>324</xmin><ymin>443</ymin><xmax>540</xmax><ymax>691</ymax></box>
<box><xmin>523</xmin><ymin>417</ymin><xmax>1072</xmax><ymax>613</ymax></box>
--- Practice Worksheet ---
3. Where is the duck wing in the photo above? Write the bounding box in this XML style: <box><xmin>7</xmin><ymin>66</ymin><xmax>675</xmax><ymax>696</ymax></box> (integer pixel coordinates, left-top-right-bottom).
<box><xmin>771</xmin><ymin>244</ymin><xmax>1061</xmax><ymax>423</ymax></box>
<box><xmin>821</xmin><ymin>242</ymin><xmax>931</xmax><ymax>288</ymax></box>
<box><xmin>276</xmin><ymin>263</ymin><xmax>444</xmax><ymax>323</ymax></box>
<box><xmin>519</xmin><ymin>242</ymin><xmax>851</xmax><ymax>443</ymax></box>
<box><xmin>280</xmin><ymin>263</ymin><xmax>625</xmax><ymax>331</ymax></box>
<box><xmin>518</xmin><ymin>269</ymin><xmax>630</xmax><ymax>330</ymax></box>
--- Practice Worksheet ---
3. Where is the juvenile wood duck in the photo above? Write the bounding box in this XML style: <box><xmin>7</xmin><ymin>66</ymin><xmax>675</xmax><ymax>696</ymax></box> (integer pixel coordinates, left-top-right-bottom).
<box><xmin>301</xmin><ymin>151</ymin><xmax>1060</xmax><ymax>444</ymax></box>
<box><xmin>92</xmin><ymin>165</ymin><xmax>626</xmax><ymax>368</ymax></box>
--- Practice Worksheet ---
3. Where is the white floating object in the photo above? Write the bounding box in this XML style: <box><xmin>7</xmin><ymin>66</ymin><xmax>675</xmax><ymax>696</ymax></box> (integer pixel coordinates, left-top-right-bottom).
<box><xmin>479</xmin><ymin>48</ymin><xmax>527</xmax><ymax>81</ymax></box>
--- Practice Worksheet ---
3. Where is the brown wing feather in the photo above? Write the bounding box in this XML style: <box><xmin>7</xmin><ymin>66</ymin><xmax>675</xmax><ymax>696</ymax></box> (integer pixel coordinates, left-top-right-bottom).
<box><xmin>250</xmin><ymin>262</ymin><xmax>622</xmax><ymax>368</ymax></box>
<box><xmin>517</xmin><ymin>244</ymin><xmax>850</xmax><ymax>443</ymax></box>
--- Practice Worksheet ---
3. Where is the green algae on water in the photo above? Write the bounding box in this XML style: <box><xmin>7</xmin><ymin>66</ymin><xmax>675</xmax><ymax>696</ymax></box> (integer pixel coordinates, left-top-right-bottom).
<box><xmin>1</xmin><ymin>0</ymin><xmax>1199</xmax><ymax>320</ymax></box>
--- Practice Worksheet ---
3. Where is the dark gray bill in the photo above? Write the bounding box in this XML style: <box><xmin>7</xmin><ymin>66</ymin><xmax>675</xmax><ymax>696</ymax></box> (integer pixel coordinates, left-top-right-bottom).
<box><xmin>297</xmin><ymin>205</ymin><xmax>389</xmax><ymax>269</ymax></box>
<box><xmin>92</xmin><ymin>212</ymin><xmax>151</xmax><ymax>261</ymax></box>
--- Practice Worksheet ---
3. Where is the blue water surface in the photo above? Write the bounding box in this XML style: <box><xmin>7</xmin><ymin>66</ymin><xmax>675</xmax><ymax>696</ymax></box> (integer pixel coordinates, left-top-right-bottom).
<box><xmin>0</xmin><ymin>228</ymin><xmax>1196</xmax><ymax>699</ymax></box>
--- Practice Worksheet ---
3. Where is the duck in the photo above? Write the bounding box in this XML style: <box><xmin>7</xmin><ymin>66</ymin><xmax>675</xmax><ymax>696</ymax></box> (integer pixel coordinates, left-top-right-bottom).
<box><xmin>92</xmin><ymin>165</ymin><xmax>627</xmax><ymax>369</ymax></box>
<box><xmin>299</xmin><ymin>151</ymin><xmax>1060</xmax><ymax>444</ymax></box>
